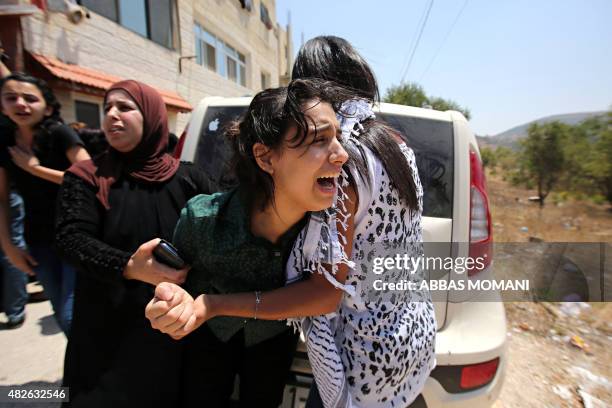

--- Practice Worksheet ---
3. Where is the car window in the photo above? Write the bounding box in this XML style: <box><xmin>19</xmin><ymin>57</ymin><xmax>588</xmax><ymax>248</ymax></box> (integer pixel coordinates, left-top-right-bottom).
<box><xmin>195</xmin><ymin>107</ymin><xmax>454</xmax><ymax>218</ymax></box>
<box><xmin>194</xmin><ymin>106</ymin><xmax>246</xmax><ymax>190</ymax></box>
<box><xmin>378</xmin><ymin>113</ymin><xmax>454</xmax><ymax>218</ymax></box>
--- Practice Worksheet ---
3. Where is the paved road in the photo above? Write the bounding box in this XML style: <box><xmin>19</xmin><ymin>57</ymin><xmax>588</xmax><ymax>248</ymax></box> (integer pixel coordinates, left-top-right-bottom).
<box><xmin>0</xmin><ymin>296</ymin><xmax>65</xmax><ymax>407</ymax></box>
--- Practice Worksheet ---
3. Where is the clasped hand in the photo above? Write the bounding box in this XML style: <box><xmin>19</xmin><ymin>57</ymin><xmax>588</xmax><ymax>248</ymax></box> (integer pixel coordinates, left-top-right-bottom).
<box><xmin>145</xmin><ymin>283</ymin><xmax>214</xmax><ymax>340</ymax></box>
<box><xmin>123</xmin><ymin>238</ymin><xmax>189</xmax><ymax>286</ymax></box>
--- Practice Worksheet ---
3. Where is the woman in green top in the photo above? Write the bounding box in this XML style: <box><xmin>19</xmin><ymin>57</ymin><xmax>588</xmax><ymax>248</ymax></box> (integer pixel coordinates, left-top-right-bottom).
<box><xmin>155</xmin><ymin>79</ymin><xmax>351</xmax><ymax>407</ymax></box>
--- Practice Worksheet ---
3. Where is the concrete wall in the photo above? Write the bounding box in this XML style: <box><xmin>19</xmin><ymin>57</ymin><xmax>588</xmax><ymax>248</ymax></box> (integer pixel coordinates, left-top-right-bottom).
<box><xmin>20</xmin><ymin>0</ymin><xmax>286</xmax><ymax>134</ymax></box>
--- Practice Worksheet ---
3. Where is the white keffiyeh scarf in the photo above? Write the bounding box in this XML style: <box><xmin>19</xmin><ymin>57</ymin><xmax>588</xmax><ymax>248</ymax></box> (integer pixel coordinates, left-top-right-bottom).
<box><xmin>285</xmin><ymin>99</ymin><xmax>375</xmax><ymax>408</ymax></box>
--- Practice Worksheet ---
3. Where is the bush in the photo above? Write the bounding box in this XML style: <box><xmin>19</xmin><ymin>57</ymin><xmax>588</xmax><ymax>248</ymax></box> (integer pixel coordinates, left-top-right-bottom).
<box><xmin>591</xmin><ymin>194</ymin><xmax>606</xmax><ymax>205</ymax></box>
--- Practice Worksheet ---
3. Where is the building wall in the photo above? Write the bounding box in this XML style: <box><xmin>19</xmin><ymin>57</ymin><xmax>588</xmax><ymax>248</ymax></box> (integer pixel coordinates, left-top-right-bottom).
<box><xmin>20</xmin><ymin>0</ymin><xmax>286</xmax><ymax>134</ymax></box>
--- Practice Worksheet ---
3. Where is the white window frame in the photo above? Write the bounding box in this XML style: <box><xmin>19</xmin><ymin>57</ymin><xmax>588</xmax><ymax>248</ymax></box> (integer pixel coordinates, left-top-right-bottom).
<box><xmin>194</xmin><ymin>24</ymin><xmax>247</xmax><ymax>87</ymax></box>
<box><xmin>261</xmin><ymin>70</ymin><xmax>271</xmax><ymax>90</ymax></box>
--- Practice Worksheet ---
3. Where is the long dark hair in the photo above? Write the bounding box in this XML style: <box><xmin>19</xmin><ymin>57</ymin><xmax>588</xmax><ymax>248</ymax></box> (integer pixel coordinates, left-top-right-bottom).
<box><xmin>0</xmin><ymin>73</ymin><xmax>64</xmax><ymax>148</ymax></box>
<box><xmin>292</xmin><ymin>36</ymin><xmax>379</xmax><ymax>102</ymax></box>
<box><xmin>226</xmin><ymin>79</ymin><xmax>352</xmax><ymax>210</ymax></box>
<box><xmin>292</xmin><ymin>36</ymin><xmax>418</xmax><ymax>210</ymax></box>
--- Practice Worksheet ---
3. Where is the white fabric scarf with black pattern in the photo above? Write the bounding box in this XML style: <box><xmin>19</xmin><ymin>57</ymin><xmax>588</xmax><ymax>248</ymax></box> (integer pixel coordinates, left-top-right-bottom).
<box><xmin>285</xmin><ymin>99</ymin><xmax>375</xmax><ymax>408</ymax></box>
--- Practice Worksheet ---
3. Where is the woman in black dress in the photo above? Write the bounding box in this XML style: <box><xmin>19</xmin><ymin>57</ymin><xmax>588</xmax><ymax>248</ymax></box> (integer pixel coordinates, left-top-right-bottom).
<box><xmin>55</xmin><ymin>80</ymin><xmax>212</xmax><ymax>407</ymax></box>
<box><xmin>0</xmin><ymin>73</ymin><xmax>90</xmax><ymax>334</ymax></box>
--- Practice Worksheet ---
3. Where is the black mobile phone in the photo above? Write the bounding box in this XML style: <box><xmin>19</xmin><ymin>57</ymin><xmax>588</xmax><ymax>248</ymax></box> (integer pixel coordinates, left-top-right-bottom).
<box><xmin>153</xmin><ymin>239</ymin><xmax>186</xmax><ymax>269</ymax></box>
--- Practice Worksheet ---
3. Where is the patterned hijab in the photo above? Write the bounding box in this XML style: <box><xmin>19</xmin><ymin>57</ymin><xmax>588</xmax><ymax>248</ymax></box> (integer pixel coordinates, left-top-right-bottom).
<box><xmin>68</xmin><ymin>80</ymin><xmax>179</xmax><ymax>209</ymax></box>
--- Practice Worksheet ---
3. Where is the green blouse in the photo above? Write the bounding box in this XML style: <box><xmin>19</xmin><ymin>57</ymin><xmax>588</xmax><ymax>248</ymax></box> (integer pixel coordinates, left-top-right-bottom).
<box><xmin>174</xmin><ymin>188</ymin><xmax>305</xmax><ymax>346</ymax></box>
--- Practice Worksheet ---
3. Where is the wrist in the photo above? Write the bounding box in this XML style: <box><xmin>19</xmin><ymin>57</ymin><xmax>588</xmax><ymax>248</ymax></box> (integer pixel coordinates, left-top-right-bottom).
<box><xmin>195</xmin><ymin>294</ymin><xmax>218</xmax><ymax>321</ymax></box>
<box><xmin>123</xmin><ymin>258</ymin><xmax>134</xmax><ymax>280</ymax></box>
<box><xmin>27</xmin><ymin>163</ymin><xmax>41</xmax><ymax>174</ymax></box>
<box><xmin>0</xmin><ymin>239</ymin><xmax>15</xmax><ymax>252</ymax></box>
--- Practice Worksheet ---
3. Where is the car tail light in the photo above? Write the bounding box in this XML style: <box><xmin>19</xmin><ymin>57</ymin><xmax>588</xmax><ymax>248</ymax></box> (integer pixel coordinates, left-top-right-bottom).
<box><xmin>460</xmin><ymin>358</ymin><xmax>499</xmax><ymax>390</ymax></box>
<box><xmin>468</xmin><ymin>149</ymin><xmax>492</xmax><ymax>276</ymax></box>
<box><xmin>173</xmin><ymin>125</ymin><xmax>188</xmax><ymax>159</ymax></box>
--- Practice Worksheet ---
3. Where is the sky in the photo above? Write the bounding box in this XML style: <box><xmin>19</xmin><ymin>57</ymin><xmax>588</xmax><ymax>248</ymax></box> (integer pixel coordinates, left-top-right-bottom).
<box><xmin>276</xmin><ymin>0</ymin><xmax>612</xmax><ymax>136</ymax></box>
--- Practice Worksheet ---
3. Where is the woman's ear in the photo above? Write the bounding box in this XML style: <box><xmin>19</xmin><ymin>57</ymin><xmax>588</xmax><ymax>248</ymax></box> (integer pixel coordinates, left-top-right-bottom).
<box><xmin>253</xmin><ymin>142</ymin><xmax>274</xmax><ymax>175</ymax></box>
<box><xmin>44</xmin><ymin>105</ymin><xmax>53</xmax><ymax>117</ymax></box>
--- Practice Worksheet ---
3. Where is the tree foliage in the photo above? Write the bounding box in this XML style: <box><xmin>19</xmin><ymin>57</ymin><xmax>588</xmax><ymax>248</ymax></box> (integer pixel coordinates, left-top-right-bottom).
<box><xmin>485</xmin><ymin>110</ymin><xmax>612</xmax><ymax>208</ymax></box>
<box><xmin>384</xmin><ymin>82</ymin><xmax>471</xmax><ymax>120</ymax></box>
<box><xmin>518</xmin><ymin>121</ymin><xmax>568</xmax><ymax>208</ymax></box>
<box><xmin>583</xmin><ymin>111</ymin><xmax>612</xmax><ymax>205</ymax></box>
<box><xmin>480</xmin><ymin>146</ymin><xmax>496</xmax><ymax>169</ymax></box>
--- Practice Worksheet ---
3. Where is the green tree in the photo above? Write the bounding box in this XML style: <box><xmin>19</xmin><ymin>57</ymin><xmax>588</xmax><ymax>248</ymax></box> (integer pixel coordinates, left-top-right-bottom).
<box><xmin>384</xmin><ymin>83</ymin><xmax>428</xmax><ymax>108</ymax></box>
<box><xmin>519</xmin><ymin>121</ymin><xmax>569</xmax><ymax>208</ymax></box>
<box><xmin>428</xmin><ymin>96</ymin><xmax>471</xmax><ymax>120</ymax></box>
<box><xmin>583</xmin><ymin>111</ymin><xmax>612</xmax><ymax>206</ymax></box>
<box><xmin>384</xmin><ymin>82</ymin><xmax>471</xmax><ymax>120</ymax></box>
<box><xmin>494</xmin><ymin>146</ymin><xmax>516</xmax><ymax>171</ymax></box>
<box><xmin>479</xmin><ymin>146</ymin><xmax>496</xmax><ymax>169</ymax></box>
<box><xmin>560</xmin><ymin>116</ymin><xmax>602</xmax><ymax>194</ymax></box>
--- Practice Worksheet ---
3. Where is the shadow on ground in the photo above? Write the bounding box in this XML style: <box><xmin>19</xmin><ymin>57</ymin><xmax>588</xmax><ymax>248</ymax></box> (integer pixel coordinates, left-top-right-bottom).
<box><xmin>38</xmin><ymin>315</ymin><xmax>61</xmax><ymax>336</ymax></box>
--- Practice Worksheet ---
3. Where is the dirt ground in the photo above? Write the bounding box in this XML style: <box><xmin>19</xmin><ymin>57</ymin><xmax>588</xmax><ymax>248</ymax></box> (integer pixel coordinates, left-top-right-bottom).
<box><xmin>497</xmin><ymin>302</ymin><xmax>611</xmax><ymax>407</ymax></box>
<box><xmin>486</xmin><ymin>171</ymin><xmax>612</xmax><ymax>243</ymax></box>
<box><xmin>486</xmin><ymin>170</ymin><xmax>612</xmax><ymax>407</ymax></box>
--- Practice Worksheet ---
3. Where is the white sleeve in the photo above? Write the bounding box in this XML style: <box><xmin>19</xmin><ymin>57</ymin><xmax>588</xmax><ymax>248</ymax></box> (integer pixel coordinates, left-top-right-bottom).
<box><xmin>350</xmin><ymin>144</ymin><xmax>382</xmax><ymax>227</ymax></box>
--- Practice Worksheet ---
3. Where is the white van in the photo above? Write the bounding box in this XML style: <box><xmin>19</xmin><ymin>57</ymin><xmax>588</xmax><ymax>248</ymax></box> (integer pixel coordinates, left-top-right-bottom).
<box><xmin>176</xmin><ymin>97</ymin><xmax>507</xmax><ymax>408</ymax></box>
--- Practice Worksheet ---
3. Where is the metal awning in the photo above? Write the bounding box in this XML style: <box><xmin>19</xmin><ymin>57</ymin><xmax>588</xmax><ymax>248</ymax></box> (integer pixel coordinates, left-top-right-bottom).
<box><xmin>28</xmin><ymin>52</ymin><xmax>192</xmax><ymax>112</ymax></box>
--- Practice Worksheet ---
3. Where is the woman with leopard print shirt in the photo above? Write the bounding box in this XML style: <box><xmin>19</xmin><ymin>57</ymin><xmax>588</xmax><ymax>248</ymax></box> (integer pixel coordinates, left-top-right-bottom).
<box><xmin>147</xmin><ymin>37</ymin><xmax>436</xmax><ymax>408</ymax></box>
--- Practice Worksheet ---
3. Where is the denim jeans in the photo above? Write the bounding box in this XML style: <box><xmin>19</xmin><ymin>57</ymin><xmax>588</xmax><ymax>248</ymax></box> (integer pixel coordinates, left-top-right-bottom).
<box><xmin>29</xmin><ymin>245</ymin><xmax>75</xmax><ymax>336</ymax></box>
<box><xmin>1</xmin><ymin>191</ymin><xmax>28</xmax><ymax>324</ymax></box>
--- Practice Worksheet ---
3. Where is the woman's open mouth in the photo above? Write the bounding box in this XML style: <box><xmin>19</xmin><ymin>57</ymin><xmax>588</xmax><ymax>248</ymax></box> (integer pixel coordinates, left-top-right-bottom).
<box><xmin>14</xmin><ymin>112</ymin><xmax>32</xmax><ymax>120</ymax></box>
<box><xmin>108</xmin><ymin>125</ymin><xmax>124</xmax><ymax>135</ymax></box>
<box><xmin>316</xmin><ymin>176</ymin><xmax>337</xmax><ymax>194</ymax></box>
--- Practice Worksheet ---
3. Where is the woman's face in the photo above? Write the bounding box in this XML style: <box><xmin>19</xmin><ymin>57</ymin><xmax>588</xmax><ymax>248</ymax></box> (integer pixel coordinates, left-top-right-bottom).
<box><xmin>103</xmin><ymin>89</ymin><xmax>144</xmax><ymax>153</ymax></box>
<box><xmin>266</xmin><ymin>99</ymin><xmax>349</xmax><ymax>213</ymax></box>
<box><xmin>0</xmin><ymin>80</ymin><xmax>52</xmax><ymax>129</ymax></box>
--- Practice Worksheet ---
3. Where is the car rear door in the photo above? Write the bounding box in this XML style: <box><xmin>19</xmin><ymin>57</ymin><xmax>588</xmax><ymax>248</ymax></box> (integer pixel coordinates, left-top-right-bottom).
<box><xmin>378</xmin><ymin>106</ymin><xmax>455</xmax><ymax>330</ymax></box>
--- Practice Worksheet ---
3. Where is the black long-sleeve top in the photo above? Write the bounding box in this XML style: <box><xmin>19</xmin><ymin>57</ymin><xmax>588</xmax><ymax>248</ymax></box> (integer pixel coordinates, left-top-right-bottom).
<box><xmin>55</xmin><ymin>163</ymin><xmax>212</xmax><ymax>407</ymax></box>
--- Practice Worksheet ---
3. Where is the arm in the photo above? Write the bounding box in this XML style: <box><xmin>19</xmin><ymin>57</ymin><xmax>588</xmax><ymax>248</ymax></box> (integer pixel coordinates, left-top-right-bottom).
<box><xmin>0</xmin><ymin>60</ymin><xmax>10</xmax><ymax>78</ymax></box>
<box><xmin>66</xmin><ymin>145</ymin><xmax>91</xmax><ymax>163</ymax></box>
<box><xmin>9</xmin><ymin>135</ymin><xmax>92</xmax><ymax>185</ymax></box>
<box><xmin>187</xmin><ymin>162</ymin><xmax>218</xmax><ymax>195</ymax></box>
<box><xmin>55</xmin><ymin>172</ymin><xmax>188</xmax><ymax>286</ymax></box>
<box><xmin>147</xmin><ymin>184</ymin><xmax>358</xmax><ymax>337</ymax></box>
<box><xmin>0</xmin><ymin>47</ymin><xmax>10</xmax><ymax>78</ymax></box>
<box><xmin>8</xmin><ymin>146</ymin><xmax>63</xmax><ymax>184</ymax></box>
<box><xmin>0</xmin><ymin>168</ymin><xmax>36</xmax><ymax>275</ymax></box>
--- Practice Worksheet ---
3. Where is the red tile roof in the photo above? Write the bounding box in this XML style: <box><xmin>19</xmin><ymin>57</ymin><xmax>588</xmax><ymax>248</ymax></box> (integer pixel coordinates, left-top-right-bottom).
<box><xmin>29</xmin><ymin>53</ymin><xmax>192</xmax><ymax>112</ymax></box>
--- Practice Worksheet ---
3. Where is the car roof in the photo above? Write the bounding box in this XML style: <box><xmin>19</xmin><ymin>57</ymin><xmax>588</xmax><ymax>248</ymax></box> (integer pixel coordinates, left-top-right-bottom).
<box><xmin>200</xmin><ymin>97</ymin><xmax>455</xmax><ymax>122</ymax></box>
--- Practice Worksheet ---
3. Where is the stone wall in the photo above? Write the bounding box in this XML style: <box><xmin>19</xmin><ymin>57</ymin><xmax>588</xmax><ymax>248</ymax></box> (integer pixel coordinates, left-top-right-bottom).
<box><xmin>20</xmin><ymin>0</ymin><xmax>286</xmax><ymax>134</ymax></box>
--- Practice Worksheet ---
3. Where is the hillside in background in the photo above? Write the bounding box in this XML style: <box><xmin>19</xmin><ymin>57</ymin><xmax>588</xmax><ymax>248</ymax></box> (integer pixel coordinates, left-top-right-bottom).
<box><xmin>478</xmin><ymin>111</ymin><xmax>607</xmax><ymax>149</ymax></box>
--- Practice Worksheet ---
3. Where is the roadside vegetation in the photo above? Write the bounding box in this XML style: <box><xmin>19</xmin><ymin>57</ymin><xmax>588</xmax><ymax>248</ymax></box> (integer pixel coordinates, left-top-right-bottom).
<box><xmin>481</xmin><ymin>110</ymin><xmax>612</xmax><ymax>208</ymax></box>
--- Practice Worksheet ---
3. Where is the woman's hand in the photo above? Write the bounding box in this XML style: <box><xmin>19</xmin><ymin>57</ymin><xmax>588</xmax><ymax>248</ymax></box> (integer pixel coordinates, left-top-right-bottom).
<box><xmin>146</xmin><ymin>282</ymin><xmax>202</xmax><ymax>340</ymax></box>
<box><xmin>8</xmin><ymin>146</ymin><xmax>40</xmax><ymax>173</ymax></box>
<box><xmin>123</xmin><ymin>238</ymin><xmax>189</xmax><ymax>286</ymax></box>
<box><xmin>3</xmin><ymin>243</ymin><xmax>37</xmax><ymax>276</ymax></box>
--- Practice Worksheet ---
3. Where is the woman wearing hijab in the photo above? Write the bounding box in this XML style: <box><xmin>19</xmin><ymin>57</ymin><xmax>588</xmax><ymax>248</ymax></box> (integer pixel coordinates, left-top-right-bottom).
<box><xmin>55</xmin><ymin>80</ymin><xmax>213</xmax><ymax>407</ymax></box>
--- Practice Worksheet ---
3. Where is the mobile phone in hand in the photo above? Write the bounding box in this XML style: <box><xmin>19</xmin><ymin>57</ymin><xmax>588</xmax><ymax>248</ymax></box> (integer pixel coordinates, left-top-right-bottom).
<box><xmin>153</xmin><ymin>239</ymin><xmax>186</xmax><ymax>269</ymax></box>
